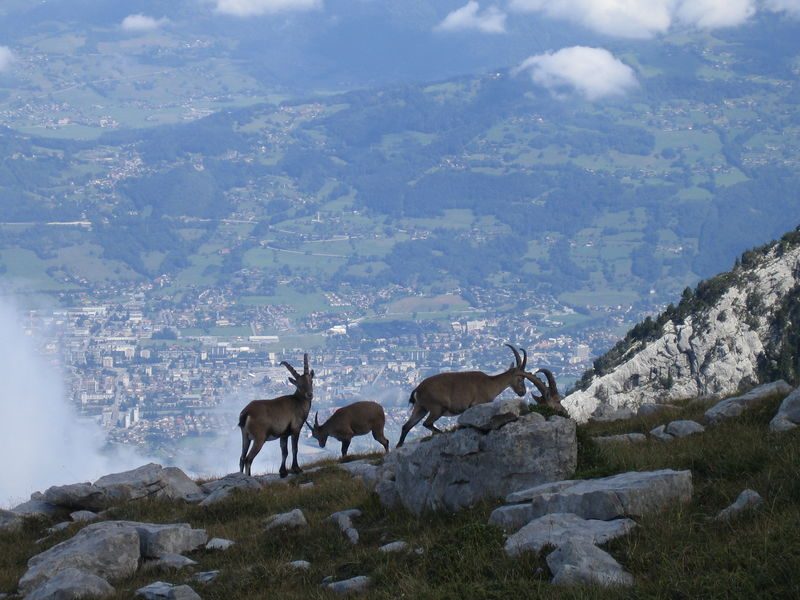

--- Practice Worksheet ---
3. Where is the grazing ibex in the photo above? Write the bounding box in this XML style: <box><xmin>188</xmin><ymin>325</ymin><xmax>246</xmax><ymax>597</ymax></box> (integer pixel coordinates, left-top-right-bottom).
<box><xmin>526</xmin><ymin>368</ymin><xmax>565</xmax><ymax>413</ymax></box>
<box><xmin>307</xmin><ymin>401</ymin><xmax>389</xmax><ymax>457</ymax></box>
<box><xmin>396</xmin><ymin>344</ymin><xmax>529</xmax><ymax>447</ymax></box>
<box><xmin>238</xmin><ymin>354</ymin><xmax>315</xmax><ymax>477</ymax></box>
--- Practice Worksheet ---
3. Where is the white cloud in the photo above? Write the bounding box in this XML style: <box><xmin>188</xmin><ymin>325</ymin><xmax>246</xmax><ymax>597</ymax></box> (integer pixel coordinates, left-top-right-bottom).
<box><xmin>509</xmin><ymin>0</ymin><xmax>674</xmax><ymax>39</ymax></box>
<box><xmin>764</xmin><ymin>0</ymin><xmax>800</xmax><ymax>17</ymax></box>
<box><xmin>509</xmin><ymin>0</ymin><xmax>758</xmax><ymax>38</ymax></box>
<box><xmin>675</xmin><ymin>0</ymin><xmax>756</xmax><ymax>29</ymax></box>
<box><xmin>214</xmin><ymin>0</ymin><xmax>322</xmax><ymax>17</ymax></box>
<box><xmin>513</xmin><ymin>46</ymin><xmax>639</xmax><ymax>100</ymax></box>
<box><xmin>0</xmin><ymin>46</ymin><xmax>14</xmax><ymax>71</ymax></box>
<box><xmin>121</xmin><ymin>14</ymin><xmax>169</xmax><ymax>32</ymax></box>
<box><xmin>435</xmin><ymin>1</ymin><xmax>508</xmax><ymax>34</ymax></box>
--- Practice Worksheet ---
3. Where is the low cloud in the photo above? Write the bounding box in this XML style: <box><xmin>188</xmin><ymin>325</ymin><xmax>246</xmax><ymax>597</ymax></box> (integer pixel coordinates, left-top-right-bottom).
<box><xmin>0</xmin><ymin>46</ymin><xmax>14</xmax><ymax>71</ymax></box>
<box><xmin>435</xmin><ymin>1</ymin><xmax>508</xmax><ymax>34</ymax></box>
<box><xmin>513</xmin><ymin>46</ymin><xmax>638</xmax><ymax>101</ymax></box>
<box><xmin>214</xmin><ymin>0</ymin><xmax>322</xmax><ymax>17</ymax></box>
<box><xmin>121</xmin><ymin>14</ymin><xmax>169</xmax><ymax>32</ymax></box>
<box><xmin>675</xmin><ymin>0</ymin><xmax>756</xmax><ymax>29</ymax></box>
<box><xmin>509</xmin><ymin>0</ymin><xmax>757</xmax><ymax>38</ymax></box>
<box><xmin>764</xmin><ymin>0</ymin><xmax>800</xmax><ymax>17</ymax></box>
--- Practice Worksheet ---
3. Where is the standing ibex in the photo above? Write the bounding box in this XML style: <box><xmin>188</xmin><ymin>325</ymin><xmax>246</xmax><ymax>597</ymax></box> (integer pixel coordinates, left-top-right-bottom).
<box><xmin>238</xmin><ymin>354</ymin><xmax>314</xmax><ymax>477</ymax></box>
<box><xmin>396</xmin><ymin>344</ymin><xmax>529</xmax><ymax>447</ymax></box>
<box><xmin>307</xmin><ymin>401</ymin><xmax>389</xmax><ymax>457</ymax></box>
<box><xmin>526</xmin><ymin>368</ymin><xmax>565</xmax><ymax>413</ymax></box>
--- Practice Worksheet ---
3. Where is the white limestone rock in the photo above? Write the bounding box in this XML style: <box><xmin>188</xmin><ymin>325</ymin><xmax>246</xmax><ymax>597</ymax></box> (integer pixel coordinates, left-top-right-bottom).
<box><xmin>323</xmin><ymin>575</ymin><xmax>371</xmax><ymax>595</ymax></box>
<box><xmin>206</xmin><ymin>537</ymin><xmax>235</xmax><ymax>551</ymax></box>
<box><xmin>142</xmin><ymin>553</ymin><xmax>198</xmax><ymax>571</ymax></box>
<box><xmin>705</xmin><ymin>381</ymin><xmax>794</xmax><ymax>425</ymax></box>
<box><xmin>336</xmin><ymin>461</ymin><xmax>381</xmax><ymax>490</ymax></box>
<box><xmin>135</xmin><ymin>581</ymin><xmax>202</xmax><ymax>600</ymax></box>
<box><xmin>488</xmin><ymin>503</ymin><xmax>537</xmax><ymax>532</ymax></box>
<box><xmin>770</xmin><ymin>386</ymin><xmax>800</xmax><ymax>432</ymax></box>
<box><xmin>457</xmin><ymin>398</ymin><xmax>527</xmax><ymax>431</ymax></box>
<box><xmin>665</xmin><ymin>420</ymin><xmax>705</xmax><ymax>438</ymax></box>
<box><xmin>25</xmin><ymin>567</ymin><xmax>115</xmax><ymax>600</ymax></box>
<box><xmin>70</xmin><ymin>510</ymin><xmax>100</xmax><ymax>523</ymax></box>
<box><xmin>287</xmin><ymin>560</ymin><xmax>311</xmax><ymax>570</ymax></box>
<box><xmin>715</xmin><ymin>489</ymin><xmax>764</xmax><ymax>521</ymax></box>
<box><xmin>328</xmin><ymin>509</ymin><xmax>361</xmax><ymax>544</ymax></box>
<box><xmin>564</xmin><ymin>245</ymin><xmax>800</xmax><ymax>423</ymax></box>
<box><xmin>649</xmin><ymin>425</ymin><xmax>674</xmax><ymax>442</ymax></box>
<box><xmin>264</xmin><ymin>508</ymin><xmax>307</xmax><ymax>531</ymax></box>
<box><xmin>504</xmin><ymin>513</ymin><xmax>636</xmax><ymax>557</ymax></box>
<box><xmin>199</xmin><ymin>472</ymin><xmax>263</xmax><ymax>506</ymax></box>
<box><xmin>546</xmin><ymin>541</ymin><xmax>634</xmax><ymax>587</ymax></box>
<box><xmin>193</xmin><ymin>570</ymin><xmax>220</xmax><ymax>584</ymax></box>
<box><xmin>378</xmin><ymin>541</ymin><xmax>409</xmax><ymax>553</ymax></box>
<box><xmin>592</xmin><ymin>433</ymin><xmax>647</xmax><ymax>445</ymax></box>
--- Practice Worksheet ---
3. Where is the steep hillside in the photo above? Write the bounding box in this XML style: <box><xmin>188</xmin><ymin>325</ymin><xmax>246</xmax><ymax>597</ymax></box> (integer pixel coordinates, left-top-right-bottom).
<box><xmin>566</xmin><ymin>228</ymin><xmax>800</xmax><ymax>422</ymax></box>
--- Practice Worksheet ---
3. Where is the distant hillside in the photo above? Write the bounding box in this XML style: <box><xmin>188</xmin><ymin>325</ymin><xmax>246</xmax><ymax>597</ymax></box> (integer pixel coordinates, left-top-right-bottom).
<box><xmin>566</xmin><ymin>227</ymin><xmax>800</xmax><ymax>422</ymax></box>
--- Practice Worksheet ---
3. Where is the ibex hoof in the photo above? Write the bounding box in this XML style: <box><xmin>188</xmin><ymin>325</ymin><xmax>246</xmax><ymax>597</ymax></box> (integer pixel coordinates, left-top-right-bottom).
<box><xmin>279</xmin><ymin>468</ymin><xmax>288</xmax><ymax>478</ymax></box>
<box><xmin>291</xmin><ymin>466</ymin><xmax>303</xmax><ymax>475</ymax></box>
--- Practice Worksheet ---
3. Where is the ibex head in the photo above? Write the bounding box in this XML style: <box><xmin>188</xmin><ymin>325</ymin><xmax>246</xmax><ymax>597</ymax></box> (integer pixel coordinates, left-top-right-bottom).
<box><xmin>525</xmin><ymin>368</ymin><xmax>565</xmax><ymax>413</ymax></box>
<box><xmin>505</xmin><ymin>343</ymin><xmax>528</xmax><ymax>397</ymax></box>
<box><xmin>281</xmin><ymin>353</ymin><xmax>315</xmax><ymax>401</ymax></box>
<box><xmin>307</xmin><ymin>411</ymin><xmax>328</xmax><ymax>447</ymax></box>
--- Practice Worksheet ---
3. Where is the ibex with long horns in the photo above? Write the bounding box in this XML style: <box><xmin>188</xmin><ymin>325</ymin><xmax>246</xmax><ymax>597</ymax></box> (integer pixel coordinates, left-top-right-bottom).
<box><xmin>396</xmin><ymin>344</ymin><xmax>529</xmax><ymax>447</ymax></box>
<box><xmin>526</xmin><ymin>368</ymin><xmax>565</xmax><ymax>414</ymax></box>
<box><xmin>307</xmin><ymin>401</ymin><xmax>389</xmax><ymax>457</ymax></box>
<box><xmin>238</xmin><ymin>353</ymin><xmax>314</xmax><ymax>477</ymax></box>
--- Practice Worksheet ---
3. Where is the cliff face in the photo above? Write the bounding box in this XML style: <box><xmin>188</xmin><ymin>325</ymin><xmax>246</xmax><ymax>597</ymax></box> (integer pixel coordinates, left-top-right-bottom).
<box><xmin>565</xmin><ymin>236</ymin><xmax>800</xmax><ymax>423</ymax></box>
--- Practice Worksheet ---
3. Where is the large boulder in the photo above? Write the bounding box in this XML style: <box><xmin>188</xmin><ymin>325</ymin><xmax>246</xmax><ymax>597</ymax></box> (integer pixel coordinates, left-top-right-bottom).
<box><xmin>43</xmin><ymin>464</ymin><xmax>203</xmax><ymax>511</ymax></box>
<box><xmin>18</xmin><ymin>522</ymin><xmax>141</xmax><ymax>594</ymax></box>
<box><xmin>377</xmin><ymin>404</ymin><xmax>576</xmax><ymax>515</ymax></box>
<box><xmin>92</xmin><ymin>521</ymin><xmax>207</xmax><ymax>558</ymax></box>
<box><xmin>199</xmin><ymin>472</ymin><xmax>263</xmax><ymax>506</ymax></box>
<box><xmin>25</xmin><ymin>567</ymin><xmax>115</xmax><ymax>600</ymax></box>
<box><xmin>504</xmin><ymin>513</ymin><xmax>636</xmax><ymax>557</ymax></box>
<box><xmin>500</xmin><ymin>469</ymin><xmax>692</xmax><ymax>522</ymax></box>
<box><xmin>769</xmin><ymin>386</ymin><xmax>800</xmax><ymax>432</ymax></box>
<box><xmin>705</xmin><ymin>380</ymin><xmax>793</xmax><ymax>425</ymax></box>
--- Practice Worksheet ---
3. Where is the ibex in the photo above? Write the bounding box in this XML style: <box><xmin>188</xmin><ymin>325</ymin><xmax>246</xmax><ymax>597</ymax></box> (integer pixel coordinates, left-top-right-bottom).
<box><xmin>396</xmin><ymin>344</ymin><xmax>529</xmax><ymax>447</ymax></box>
<box><xmin>307</xmin><ymin>401</ymin><xmax>390</xmax><ymax>457</ymax></box>
<box><xmin>238</xmin><ymin>353</ymin><xmax>314</xmax><ymax>477</ymax></box>
<box><xmin>526</xmin><ymin>368</ymin><xmax>565</xmax><ymax>413</ymax></box>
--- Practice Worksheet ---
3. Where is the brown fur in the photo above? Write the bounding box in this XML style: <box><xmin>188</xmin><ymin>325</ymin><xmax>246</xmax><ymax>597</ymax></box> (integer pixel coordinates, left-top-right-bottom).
<box><xmin>309</xmin><ymin>400</ymin><xmax>389</xmax><ymax>457</ymax></box>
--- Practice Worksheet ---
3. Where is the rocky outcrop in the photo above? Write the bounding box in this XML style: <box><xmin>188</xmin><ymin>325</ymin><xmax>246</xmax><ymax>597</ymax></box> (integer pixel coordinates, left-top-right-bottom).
<box><xmin>565</xmin><ymin>244</ymin><xmax>800</xmax><ymax>422</ymax></box>
<box><xmin>498</xmin><ymin>469</ymin><xmax>692</xmax><ymax>523</ymax></box>
<box><xmin>705</xmin><ymin>380</ymin><xmax>793</xmax><ymax>424</ymax></box>
<box><xmin>504</xmin><ymin>513</ymin><xmax>637</xmax><ymax>557</ymax></box>
<box><xmin>770</xmin><ymin>386</ymin><xmax>800</xmax><ymax>432</ymax></box>
<box><xmin>375</xmin><ymin>399</ymin><xmax>576</xmax><ymax>514</ymax></box>
<box><xmin>25</xmin><ymin>567</ymin><xmax>116</xmax><ymax>600</ymax></box>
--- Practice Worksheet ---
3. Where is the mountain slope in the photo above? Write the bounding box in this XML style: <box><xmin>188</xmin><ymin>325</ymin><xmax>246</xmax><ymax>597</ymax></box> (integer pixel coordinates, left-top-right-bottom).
<box><xmin>565</xmin><ymin>228</ymin><xmax>800</xmax><ymax>422</ymax></box>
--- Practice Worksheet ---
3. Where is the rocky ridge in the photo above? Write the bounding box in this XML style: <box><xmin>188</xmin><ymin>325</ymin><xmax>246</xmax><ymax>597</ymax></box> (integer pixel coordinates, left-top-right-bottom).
<box><xmin>565</xmin><ymin>236</ymin><xmax>800</xmax><ymax>422</ymax></box>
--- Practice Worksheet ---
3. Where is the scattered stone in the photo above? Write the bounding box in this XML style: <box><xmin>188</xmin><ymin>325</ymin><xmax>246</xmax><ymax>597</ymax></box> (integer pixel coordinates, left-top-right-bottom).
<box><xmin>0</xmin><ymin>508</ymin><xmax>24</xmax><ymax>532</ymax></box>
<box><xmin>264</xmin><ymin>509</ymin><xmax>307</xmax><ymax>531</ymax></box>
<box><xmin>323</xmin><ymin>575</ymin><xmax>371</xmax><ymax>595</ymax></box>
<box><xmin>135</xmin><ymin>581</ymin><xmax>202</xmax><ymax>600</ymax></box>
<box><xmin>25</xmin><ymin>567</ymin><xmax>115</xmax><ymax>600</ymax></box>
<box><xmin>592</xmin><ymin>433</ymin><xmax>647</xmax><ymax>445</ymax></box>
<box><xmin>504</xmin><ymin>513</ymin><xmax>636</xmax><ymax>557</ymax></box>
<box><xmin>47</xmin><ymin>521</ymin><xmax>72</xmax><ymax>535</ymax></box>
<box><xmin>70</xmin><ymin>510</ymin><xmax>100</xmax><ymax>523</ymax></box>
<box><xmin>504</xmin><ymin>469</ymin><xmax>692</xmax><ymax>523</ymax></box>
<box><xmin>378</xmin><ymin>413</ymin><xmax>576</xmax><ymax>514</ymax></box>
<box><xmin>715</xmin><ymin>489</ymin><xmax>764</xmax><ymax>522</ymax></box>
<box><xmin>143</xmin><ymin>553</ymin><xmax>198</xmax><ymax>571</ymax></box>
<box><xmin>457</xmin><ymin>398</ymin><xmax>527</xmax><ymax>432</ymax></box>
<box><xmin>769</xmin><ymin>386</ymin><xmax>800</xmax><ymax>432</ymax></box>
<box><xmin>254</xmin><ymin>473</ymin><xmax>293</xmax><ymax>487</ymax></box>
<box><xmin>649</xmin><ymin>425</ymin><xmax>674</xmax><ymax>442</ymax></box>
<box><xmin>336</xmin><ymin>461</ymin><xmax>380</xmax><ymax>490</ymax></box>
<box><xmin>193</xmin><ymin>570</ymin><xmax>220</xmax><ymax>584</ymax></box>
<box><xmin>488</xmin><ymin>504</ymin><xmax>537</xmax><ymax>532</ymax></box>
<box><xmin>705</xmin><ymin>380</ymin><xmax>793</xmax><ymax>425</ymax></box>
<box><xmin>206</xmin><ymin>537</ymin><xmax>235</xmax><ymax>551</ymax></box>
<box><xmin>589</xmin><ymin>405</ymin><xmax>636</xmax><ymax>423</ymax></box>
<box><xmin>378</xmin><ymin>541</ymin><xmax>408</xmax><ymax>553</ymax></box>
<box><xmin>287</xmin><ymin>560</ymin><xmax>311</xmax><ymax>570</ymax></box>
<box><xmin>18</xmin><ymin>522</ymin><xmax>141</xmax><ymax>595</ymax></box>
<box><xmin>665</xmin><ymin>420</ymin><xmax>705</xmax><ymax>438</ymax></box>
<box><xmin>546</xmin><ymin>541</ymin><xmax>634</xmax><ymax>587</ymax></box>
<box><xmin>327</xmin><ymin>509</ymin><xmax>361</xmax><ymax>544</ymax></box>
<box><xmin>199</xmin><ymin>473</ymin><xmax>262</xmax><ymax>506</ymax></box>
<box><xmin>636</xmin><ymin>403</ymin><xmax>679</xmax><ymax>418</ymax></box>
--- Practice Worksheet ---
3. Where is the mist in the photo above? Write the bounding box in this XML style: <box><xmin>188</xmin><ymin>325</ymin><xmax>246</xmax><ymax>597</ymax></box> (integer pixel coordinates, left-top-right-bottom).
<box><xmin>0</xmin><ymin>299</ymin><xmax>153</xmax><ymax>508</ymax></box>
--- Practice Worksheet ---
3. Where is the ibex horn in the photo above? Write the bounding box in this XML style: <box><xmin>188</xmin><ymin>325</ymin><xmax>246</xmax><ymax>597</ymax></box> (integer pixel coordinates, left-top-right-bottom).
<box><xmin>505</xmin><ymin>343</ymin><xmax>522</xmax><ymax>368</ymax></box>
<box><xmin>303</xmin><ymin>353</ymin><xmax>309</xmax><ymax>374</ymax></box>
<box><xmin>536</xmin><ymin>368</ymin><xmax>558</xmax><ymax>395</ymax></box>
<box><xmin>524</xmin><ymin>372</ymin><xmax>549</xmax><ymax>399</ymax></box>
<box><xmin>314</xmin><ymin>411</ymin><xmax>320</xmax><ymax>427</ymax></box>
<box><xmin>280</xmin><ymin>360</ymin><xmax>300</xmax><ymax>378</ymax></box>
<box><xmin>520</xmin><ymin>347</ymin><xmax>527</xmax><ymax>370</ymax></box>
<box><xmin>305</xmin><ymin>419</ymin><xmax>313</xmax><ymax>431</ymax></box>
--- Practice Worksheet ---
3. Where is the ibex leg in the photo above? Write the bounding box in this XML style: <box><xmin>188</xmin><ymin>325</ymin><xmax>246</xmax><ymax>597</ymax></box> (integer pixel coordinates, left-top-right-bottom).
<box><xmin>279</xmin><ymin>435</ymin><xmax>289</xmax><ymax>478</ymax></box>
<box><xmin>397</xmin><ymin>404</ymin><xmax>428</xmax><ymax>447</ymax></box>
<box><xmin>239</xmin><ymin>428</ymin><xmax>252</xmax><ymax>474</ymax></box>
<box><xmin>422</xmin><ymin>406</ymin><xmax>445</xmax><ymax>434</ymax></box>
<box><xmin>340</xmin><ymin>439</ymin><xmax>351</xmax><ymax>457</ymax></box>
<box><xmin>244</xmin><ymin>435</ymin><xmax>265</xmax><ymax>477</ymax></box>
<box><xmin>373</xmin><ymin>429</ymin><xmax>389</xmax><ymax>452</ymax></box>
<box><xmin>290</xmin><ymin>431</ymin><xmax>303</xmax><ymax>474</ymax></box>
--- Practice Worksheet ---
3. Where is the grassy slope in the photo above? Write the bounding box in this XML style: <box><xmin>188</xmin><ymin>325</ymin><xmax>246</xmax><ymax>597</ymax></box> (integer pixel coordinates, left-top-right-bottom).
<box><xmin>1</xmin><ymin>395</ymin><xmax>798</xmax><ymax>599</ymax></box>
